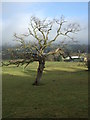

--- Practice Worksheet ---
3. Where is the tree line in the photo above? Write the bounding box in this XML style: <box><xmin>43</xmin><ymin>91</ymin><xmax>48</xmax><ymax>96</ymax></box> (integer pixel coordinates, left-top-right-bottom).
<box><xmin>2</xmin><ymin>43</ymin><xmax>88</xmax><ymax>61</ymax></box>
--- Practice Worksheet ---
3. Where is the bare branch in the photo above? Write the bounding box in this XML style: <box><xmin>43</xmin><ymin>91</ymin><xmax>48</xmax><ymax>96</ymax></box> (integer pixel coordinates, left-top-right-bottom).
<box><xmin>45</xmin><ymin>22</ymin><xmax>53</xmax><ymax>42</ymax></box>
<box><xmin>46</xmin><ymin>17</ymin><xmax>67</xmax><ymax>45</ymax></box>
<box><xmin>64</xmin><ymin>23</ymin><xmax>80</xmax><ymax>35</ymax></box>
<box><xmin>46</xmin><ymin>48</ymin><xmax>63</xmax><ymax>56</ymax></box>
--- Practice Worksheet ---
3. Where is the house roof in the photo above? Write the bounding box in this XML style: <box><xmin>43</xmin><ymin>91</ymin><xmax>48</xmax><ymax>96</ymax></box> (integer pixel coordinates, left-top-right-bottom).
<box><xmin>65</xmin><ymin>56</ymin><xmax>80</xmax><ymax>60</ymax></box>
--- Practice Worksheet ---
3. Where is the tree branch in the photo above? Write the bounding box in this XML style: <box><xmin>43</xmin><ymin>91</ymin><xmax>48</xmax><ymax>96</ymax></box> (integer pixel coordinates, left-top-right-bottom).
<box><xmin>46</xmin><ymin>48</ymin><xmax>64</xmax><ymax>56</ymax></box>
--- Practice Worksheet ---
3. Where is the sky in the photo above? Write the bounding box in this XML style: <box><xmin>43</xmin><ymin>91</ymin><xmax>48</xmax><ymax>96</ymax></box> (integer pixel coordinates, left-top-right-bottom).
<box><xmin>1</xmin><ymin>2</ymin><xmax>88</xmax><ymax>45</ymax></box>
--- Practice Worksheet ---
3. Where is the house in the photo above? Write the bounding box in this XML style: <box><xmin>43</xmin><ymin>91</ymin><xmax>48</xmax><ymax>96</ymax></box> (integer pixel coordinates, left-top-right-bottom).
<box><xmin>64</xmin><ymin>56</ymin><xmax>84</xmax><ymax>62</ymax></box>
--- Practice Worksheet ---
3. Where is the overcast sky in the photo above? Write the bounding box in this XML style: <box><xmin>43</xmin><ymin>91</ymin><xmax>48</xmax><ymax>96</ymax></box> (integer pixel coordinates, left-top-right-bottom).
<box><xmin>1</xmin><ymin>2</ymin><xmax>88</xmax><ymax>45</ymax></box>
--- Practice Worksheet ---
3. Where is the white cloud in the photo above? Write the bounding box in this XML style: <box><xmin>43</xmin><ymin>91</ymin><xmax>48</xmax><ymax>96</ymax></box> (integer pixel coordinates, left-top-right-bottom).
<box><xmin>2</xmin><ymin>12</ymin><xmax>88</xmax><ymax>45</ymax></box>
<box><xmin>0</xmin><ymin>3</ymin><xmax>2</xmax><ymax>46</ymax></box>
<box><xmin>65</xmin><ymin>16</ymin><xmax>88</xmax><ymax>44</ymax></box>
<box><xmin>0</xmin><ymin>19</ymin><xmax>2</xmax><ymax>46</ymax></box>
<box><xmin>2</xmin><ymin>13</ymin><xmax>31</xmax><ymax>45</ymax></box>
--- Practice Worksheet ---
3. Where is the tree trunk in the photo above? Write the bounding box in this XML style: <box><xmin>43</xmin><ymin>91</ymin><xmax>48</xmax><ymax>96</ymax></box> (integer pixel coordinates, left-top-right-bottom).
<box><xmin>33</xmin><ymin>58</ymin><xmax>45</xmax><ymax>85</ymax></box>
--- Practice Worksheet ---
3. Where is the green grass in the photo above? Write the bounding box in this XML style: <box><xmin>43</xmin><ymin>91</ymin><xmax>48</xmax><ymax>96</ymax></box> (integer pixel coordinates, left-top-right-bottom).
<box><xmin>2</xmin><ymin>62</ymin><xmax>88</xmax><ymax>118</ymax></box>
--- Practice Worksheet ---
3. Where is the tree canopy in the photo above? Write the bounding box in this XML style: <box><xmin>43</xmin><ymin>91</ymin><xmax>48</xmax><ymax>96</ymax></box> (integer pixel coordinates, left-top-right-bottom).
<box><xmin>2</xmin><ymin>16</ymin><xmax>80</xmax><ymax>85</ymax></box>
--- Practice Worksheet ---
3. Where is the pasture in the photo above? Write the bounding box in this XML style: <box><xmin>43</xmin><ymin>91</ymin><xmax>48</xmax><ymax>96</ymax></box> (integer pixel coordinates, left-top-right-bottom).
<box><xmin>2</xmin><ymin>62</ymin><xmax>88</xmax><ymax>118</ymax></box>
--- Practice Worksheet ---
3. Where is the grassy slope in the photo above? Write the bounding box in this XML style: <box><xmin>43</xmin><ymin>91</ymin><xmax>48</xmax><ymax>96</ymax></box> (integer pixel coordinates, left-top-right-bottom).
<box><xmin>2</xmin><ymin>62</ymin><xmax>88</xmax><ymax>118</ymax></box>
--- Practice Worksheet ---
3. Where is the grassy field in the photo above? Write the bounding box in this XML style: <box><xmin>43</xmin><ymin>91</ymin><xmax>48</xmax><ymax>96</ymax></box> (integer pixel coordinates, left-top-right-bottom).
<box><xmin>2</xmin><ymin>62</ymin><xmax>88</xmax><ymax>118</ymax></box>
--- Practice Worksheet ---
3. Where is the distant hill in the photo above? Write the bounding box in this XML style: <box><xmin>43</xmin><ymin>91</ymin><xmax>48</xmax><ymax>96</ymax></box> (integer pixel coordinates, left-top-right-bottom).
<box><xmin>2</xmin><ymin>43</ymin><xmax>88</xmax><ymax>60</ymax></box>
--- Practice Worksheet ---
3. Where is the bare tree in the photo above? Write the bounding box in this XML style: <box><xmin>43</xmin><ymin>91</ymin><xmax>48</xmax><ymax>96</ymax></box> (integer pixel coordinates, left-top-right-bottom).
<box><xmin>2</xmin><ymin>16</ymin><xmax>80</xmax><ymax>85</ymax></box>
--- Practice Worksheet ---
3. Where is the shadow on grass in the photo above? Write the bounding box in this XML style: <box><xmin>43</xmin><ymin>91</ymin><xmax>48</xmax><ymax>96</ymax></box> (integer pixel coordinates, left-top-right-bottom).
<box><xmin>2</xmin><ymin>67</ymin><xmax>88</xmax><ymax>86</ymax></box>
<box><xmin>2</xmin><ymin>67</ymin><xmax>88</xmax><ymax>118</ymax></box>
<box><xmin>24</xmin><ymin>67</ymin><xmax>88</xmax><ymax>75</ymax></box>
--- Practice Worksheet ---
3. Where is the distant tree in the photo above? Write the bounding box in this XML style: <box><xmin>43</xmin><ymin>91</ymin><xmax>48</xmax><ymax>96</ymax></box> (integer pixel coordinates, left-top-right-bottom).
<box><xmin>2</xmin><ymin>16</ymin><xmax>80</xmax><ymax>85</ymax></box>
